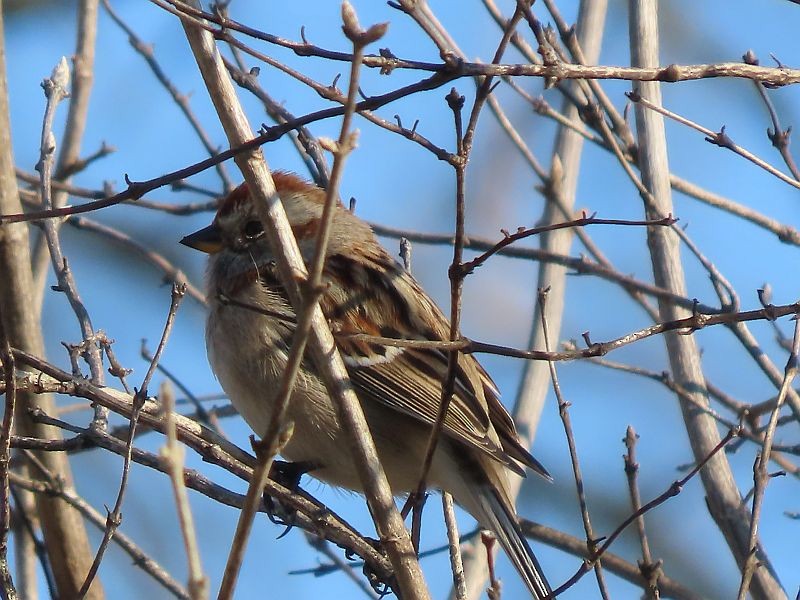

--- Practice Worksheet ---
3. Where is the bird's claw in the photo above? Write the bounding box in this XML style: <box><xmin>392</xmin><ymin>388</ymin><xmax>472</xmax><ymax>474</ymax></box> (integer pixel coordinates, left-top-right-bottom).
<box><xmin>263</xmin><ymin>460</ymin><xmax>319</xmax><ymax>536</ymax></box>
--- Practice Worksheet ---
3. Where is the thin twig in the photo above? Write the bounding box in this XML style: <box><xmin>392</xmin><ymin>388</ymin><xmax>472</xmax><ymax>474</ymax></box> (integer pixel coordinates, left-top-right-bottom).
<box><xmin>102</xmin><ymin>0</ymin><xmax>233</xmax><ymax>192</ymax></box>
<box><xmin>77</xmin><ymin>283</ymin><xmax>186</xmax><ymax>598</ymax></box>
<box><xmin>538</xmin><ymin>287</ymin><xmax>609</xmax><ymax>599</ymax></box>
<box><xmin>9</xmin><ymin>468</ymin><xmax>190</xmax><ymax>599</ymax></box>
<box><xmin>20</xmin><ymin>190</ymin><xmax>206</xmax><ymax>305</ymax></box>
<box><xmin>411</xmin><ymin>1</ymin><xmax>523</xmax><ymax>535</ymax></box>
<box><xmin>0</xmin><ymin>302</ymin><xmax>18</xmax><ymax>598</ymax></box>
<box><xmin>458</xmin><ymin>213</ymin><xmax>675</xmax><ymax>276</ymax></box>
<box><xmin>623</xmin><ymin>427</ymin><xmax>661</xmax><ymax>599</ymax></box>
<box><xmin>552</xmin><ymin>428</ymin><xmax>740</xmax><ymax>596</ymax></box>
<box><xmin>140</xmin><ymin>340</ymin><xmax>216</xmax><ymax>430</ymax></box>
<box><xmin>160</xmin><ymin>381</ymin><xmax>208</xmax><ymax>599</ymax></box>
<box><xmin>300</xmin><ymin>532</ymin><xmax>379</xmax><ymax>600</ymax></box>
<box><xmin>442</xmin><ymin>493</ymin><xmax>466</xmax><ymax>600</ymax></box>
<box><xmin>140</xmin><ymin>283</ymin><xmax>187</xmax><ymax>396</ymax></box>
<box><xmin>517</xmin><ymin>520</ymin><xmax>700</xmax><ymax>600</ymax></box>
<box><xmin>737</xmin><ymin>317</ymin><xmax>800</xmax><ymax>599</ymax></box>
<box><xmin>744</xmin><ymin>50</ymin><xmax>800</xmax><ymax>181</ymax></box>
<box><xmin>408</xmin><ymin>86</ymin><xmax>466</xmax><ymax>548</ymax></box>
<box><xmin>339</xmin><ymin>300</ymin><xmax>800</xmax><ymax>362</ymax></box>
<box><xmin>628</xmin><ymin>90</ymin><xmax>800</xmax><ymax>190</ymax></box>
<box><xmin>7</xmin><ymin>484</ymin><xmax>57</xmax><ymax>598</ymax></box>
<box><xmin>36</xmin><ymin>57</ymin><xmax>108</xmax><ymax>427</ymax></box>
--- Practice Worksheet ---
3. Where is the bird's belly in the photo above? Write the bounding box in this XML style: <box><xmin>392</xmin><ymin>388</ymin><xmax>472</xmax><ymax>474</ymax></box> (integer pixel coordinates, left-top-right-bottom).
<box><xmin>208</xmin><ymin>315</ymin><xmax>435</xmax><ymax>494</ymax></box>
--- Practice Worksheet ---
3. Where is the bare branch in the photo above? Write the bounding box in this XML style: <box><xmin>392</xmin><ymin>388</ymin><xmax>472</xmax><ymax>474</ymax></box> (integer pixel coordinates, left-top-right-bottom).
<box><xmin>628</xmin><ymin>91</ymin><xmax>800</xmax><ymax>190</ymax></box>
<box><xmin>552</xmin><ymin>428</ymin><xmax>740</xmax><ymax>596</ymax></box>
<box><xmin>160</xmin><ymin>381</ymin><xmax>208</xmax><ymax>599</ymax></box>
<box><xmin>538</xmin><ymin>287</ymin><xmax>609</xmax><ymax>599</ymax></box>
<box><xmin>0</xmin><ymin>15</ymin><xmax>100</xmax><ymax>597</ymax></box>
<box><xmin>172</xmin><ymin>3</ymin><xmax>429</xmax><ymax>597</ymax></box>
<box><xmin>623</xmin><ymin>427</ymin><xmax>661</xmax><ymax>599</ymax></box>
<box><xmin>737</xmin><ymin>317</ymin><xmax>800</xmax><ymax>598</ymax></box>
<box><xmin>628</xmin><ymin>2</ymin><xmax>784</xmax><ymax>597</ymax></box>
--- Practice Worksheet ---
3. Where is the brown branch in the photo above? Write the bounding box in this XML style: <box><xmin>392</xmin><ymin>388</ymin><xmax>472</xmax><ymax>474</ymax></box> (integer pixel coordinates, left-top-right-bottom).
<box><xmin>553</xmin><ymin>428</ymin><xmax>739</xmax><ymax>597</ymax></box>
<box><xmin>339</xmin><ymin>300</ymin><xmax>800</xmax><ymax>362</ymax></box>
<box><xmin>458</xmin><ymin>214</ymin><xmax>675</xmax><ymax>276</ymax></box>
<box><xmin>539</xmin><ymin>287</ymin><xmax>609</xmax><ymax>599</ymax></box>
<box><xmin>623</xmin><ymin>427</ymin><xmax>661</xmax><ymax>599</ymax></box>
<box><xmin>9</xmin><ymin>467</ymin><xmax>189</xmax><ymax>599</ymax></box>
<box><xmin>0</xmin><ymin>293</ymin><xmax>18</xmax><ymax>598</ymax></box>
<box><xmin>156</xmin><ymin>1</ymin><xmax>800</xmax><ymax>85</ymax></box>
<box><xmin>0</xmin><ymin>12</ymin><xmax>100</xmax><ymax>596</ymax></box>
<box><xmin>628</xmin><ymin>90</ymin><xmax>800</xmax><ymax>190</ymax></box>
<box><xmin>102</xmin><ymin>0</ymin><xmax>234</xmax><ymax>192</ymax></box>
<box><xmin>737</xmin><ymin>317</ymin><xmax>800</xmax><ymax>598</ymax></box>
<box><xmin>7</xmin><ymin>368</ymin><xmax>394</xmax><ymax>585</ymax></box>
<box><xmin>174</xmin><ymin>1</ymin><xmax>428</xmax><ymax>597</ymax></box>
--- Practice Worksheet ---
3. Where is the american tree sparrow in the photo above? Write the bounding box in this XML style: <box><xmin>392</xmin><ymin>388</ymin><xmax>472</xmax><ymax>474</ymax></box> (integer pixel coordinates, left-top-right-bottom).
<box><xmin>181</xmin><ymin>172</ymin><xmax>552</xmax><ymax>598</ymax></box>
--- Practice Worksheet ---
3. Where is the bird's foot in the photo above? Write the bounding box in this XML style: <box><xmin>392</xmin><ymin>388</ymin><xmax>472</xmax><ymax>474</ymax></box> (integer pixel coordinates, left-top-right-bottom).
<box><xmin>263</xmin><ymin>459</ymin><xmax>319</xmax><ymax>537</ymax></box>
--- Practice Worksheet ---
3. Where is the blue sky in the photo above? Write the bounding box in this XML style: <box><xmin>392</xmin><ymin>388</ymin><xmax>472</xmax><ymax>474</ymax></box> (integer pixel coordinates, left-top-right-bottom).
<box><xmin>5</xmin><ymin>1</ymin><xmax>800</xmax><ymax>598</ymax></box>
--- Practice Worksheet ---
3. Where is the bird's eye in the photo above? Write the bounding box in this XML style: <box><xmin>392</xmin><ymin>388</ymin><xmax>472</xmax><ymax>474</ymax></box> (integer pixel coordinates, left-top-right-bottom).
<box><xmin>243</xmin><ymin>220</ymin><xmax>263</xmax><ymax>240</ymax></box>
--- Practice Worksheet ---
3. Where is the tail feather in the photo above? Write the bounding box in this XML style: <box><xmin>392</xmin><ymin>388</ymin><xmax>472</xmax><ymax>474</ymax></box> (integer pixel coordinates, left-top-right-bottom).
<box><xmin>474</xmin><ymin>487</ymin><xmax>552</xmax><ymax>599</ymax></box>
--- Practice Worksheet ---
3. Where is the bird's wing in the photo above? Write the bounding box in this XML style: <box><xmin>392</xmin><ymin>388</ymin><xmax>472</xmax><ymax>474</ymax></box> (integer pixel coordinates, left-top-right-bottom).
<box><xmin>322</xmin><ymin>249</ymin><xmax>538</xmax><ymax>477</ymax></box>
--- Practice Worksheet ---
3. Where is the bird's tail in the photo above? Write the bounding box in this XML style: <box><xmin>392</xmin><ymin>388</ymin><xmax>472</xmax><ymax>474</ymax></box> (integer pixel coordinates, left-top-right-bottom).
<box><xmin>470</xmin><ymin>485</ymin><xmax>552</xmax><ymax>599</ymax></box>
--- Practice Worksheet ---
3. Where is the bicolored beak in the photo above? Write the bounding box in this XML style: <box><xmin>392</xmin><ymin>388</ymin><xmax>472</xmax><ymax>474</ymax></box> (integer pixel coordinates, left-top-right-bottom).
<box><xmin>180</xmin><ymin>222</ymin><xmax>223</xmax><ymax>254</ymax></box>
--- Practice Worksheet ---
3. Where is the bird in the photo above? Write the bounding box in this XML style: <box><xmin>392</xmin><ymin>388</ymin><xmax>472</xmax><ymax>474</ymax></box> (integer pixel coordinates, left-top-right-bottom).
<box><xmin>181</xmin><ymin>171</ymin><xmax>552</xmax><ymax>598</ymax></box>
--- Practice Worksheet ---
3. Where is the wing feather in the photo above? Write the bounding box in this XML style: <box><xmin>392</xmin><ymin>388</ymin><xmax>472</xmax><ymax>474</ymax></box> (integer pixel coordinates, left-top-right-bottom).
<box><xmin>247</xmin><ymin>236</ymin><xmax>548</xmax><ymax>480</ymax></box>
<box><xmin>323</xmin><ymin>248</ymin><xmax>537</xmax><ymax>477</ymax></box>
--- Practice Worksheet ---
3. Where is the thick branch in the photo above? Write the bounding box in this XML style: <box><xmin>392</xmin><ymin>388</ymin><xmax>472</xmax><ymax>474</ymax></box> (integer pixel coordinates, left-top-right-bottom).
<box><xmin>0</xmin><ymin>7</ymin><xmax>101</xmax><ymax>597</ymax></box>
<box><xmin>628</xmin><ymin>2</ymin><xmax>785</xmax><ymax>598</ymax></box>
<box><xmin>174</xmin><ymin>3</ymin><xmax>428</xmax><ymax>598</ymax></box>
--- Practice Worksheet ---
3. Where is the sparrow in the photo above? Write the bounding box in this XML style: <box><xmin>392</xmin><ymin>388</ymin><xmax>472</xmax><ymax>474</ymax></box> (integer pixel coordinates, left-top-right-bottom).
<box><xmin>181</xmin><ymin>171</ymin><xmax>552</xmax><ymax>597</ymax></box>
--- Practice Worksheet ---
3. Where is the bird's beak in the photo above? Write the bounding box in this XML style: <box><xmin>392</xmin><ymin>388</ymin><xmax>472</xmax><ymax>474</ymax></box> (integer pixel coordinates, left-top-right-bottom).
<box><xmin>180</xmin><ymin>223</ymin><xmax>223</xmax><ymax>254</ymax></box>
